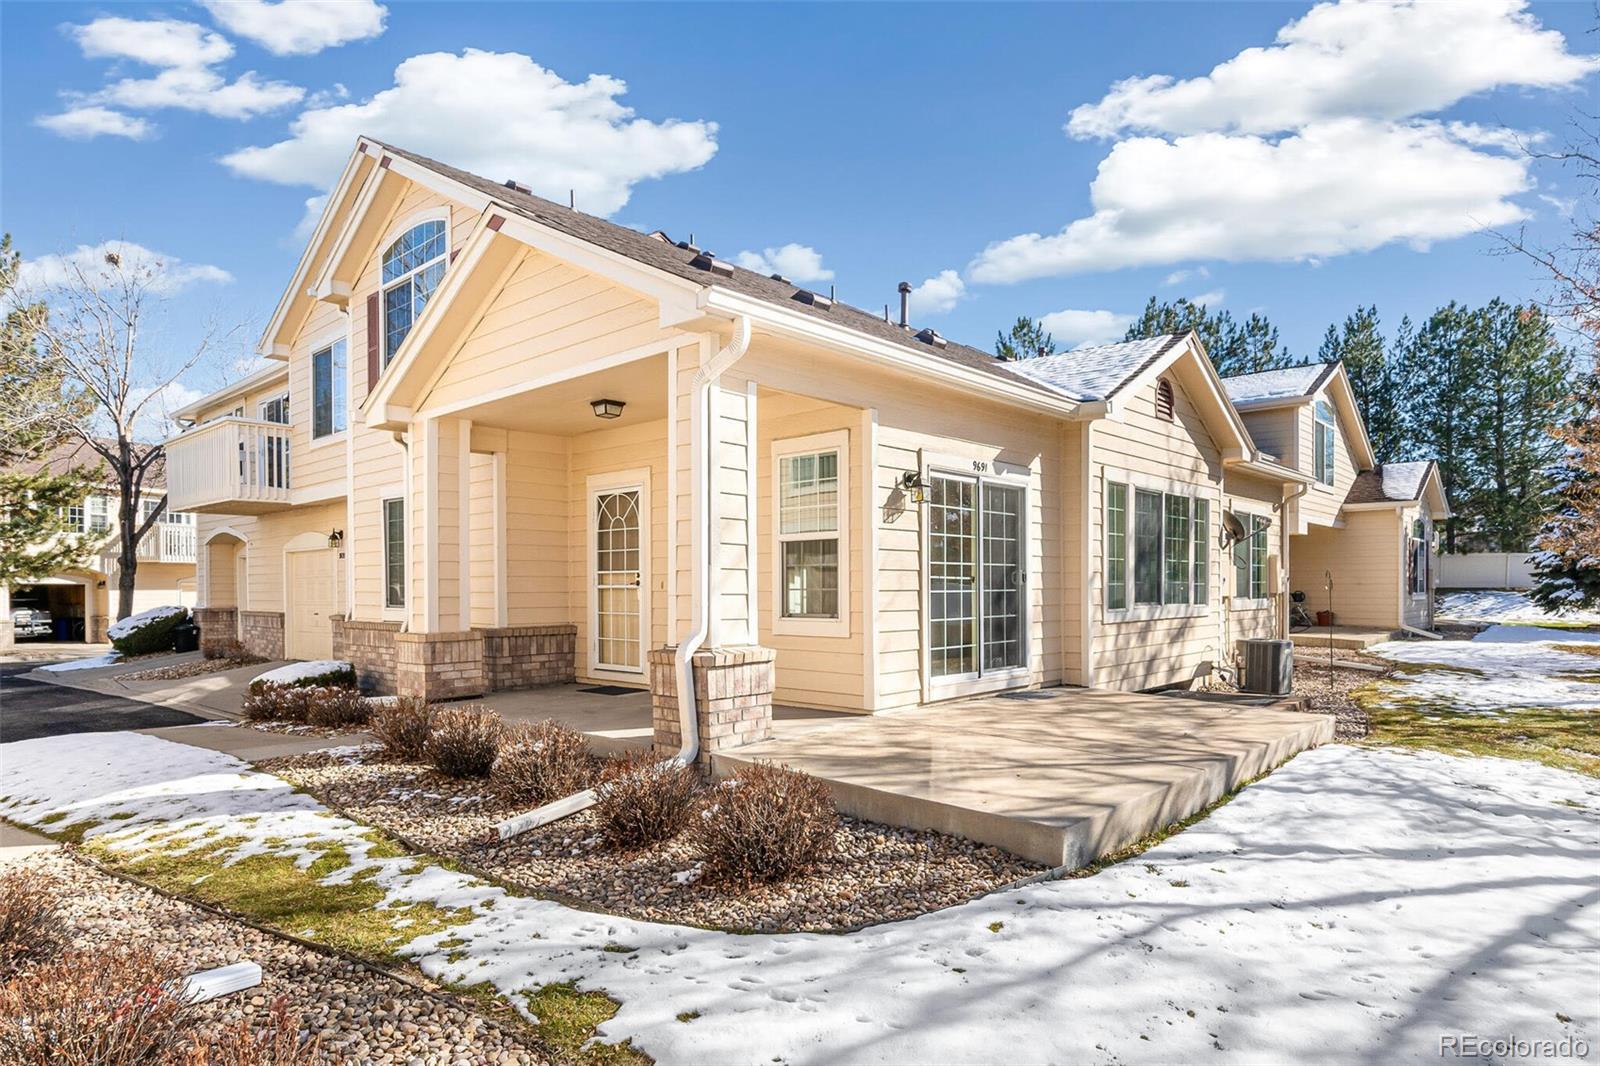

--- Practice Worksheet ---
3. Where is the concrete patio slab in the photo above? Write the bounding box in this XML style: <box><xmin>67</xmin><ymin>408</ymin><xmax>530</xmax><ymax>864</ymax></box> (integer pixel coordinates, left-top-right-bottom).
<box><xmin>711</xmin><ymin>687</ymin><xmax>1334</xmax><ymax>867</ymax></box>
<box><xmin>1290</xmin><ymin>625</ymin><xmax>1402</xmax><ymax>651</ymax></box>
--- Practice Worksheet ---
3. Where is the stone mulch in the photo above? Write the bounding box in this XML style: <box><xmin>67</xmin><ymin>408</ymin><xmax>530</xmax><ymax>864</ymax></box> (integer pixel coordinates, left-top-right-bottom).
<box><xmin>9</xmin><ymin>850</ymin><xmax>547</xmax><ymax>1064</ymax></box>
<box><xmin>263</xmin><ymin>750</ymin><xmax>1045</xmax><ymax>933</ymax></box>
<box><xmin>118</xmin><ymin>655</ymin><xmax>268</xmax><ymax>682</ymax></box>
<box><xmin>1214</xmin><ymin>651</ymin><xmax>1395</xmax><ymax>741</ymax></box>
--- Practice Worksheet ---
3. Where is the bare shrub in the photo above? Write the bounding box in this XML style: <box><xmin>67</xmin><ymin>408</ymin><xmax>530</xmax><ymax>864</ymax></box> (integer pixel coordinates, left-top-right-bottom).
<box><xmin>692</xmin><ymin>762</ymin><xmax>837</xmax><ymax>883</ymax></box>
<box><xmin>241</xmin><ymin>685</ymin><xmax>368</xmax><ymax>728</ymax></box>
<box><xmin>0</xmin><ymin>945</ymin><xmax>197</xmax><ymax>1065</ymax></box>
<box><xmin>593</xmin><ymin>752</ymin><xmax>702</xmax><ymax>849</ymax></box>
<box><xmin>425</xmin><ymin>705</ymin><xmax>504</xmax><ymax>778</ymax></box>
<box><xmin>183</xmin><ymin>996</ymin><xmax>319</xmax><ymax>1065</ymax></box>
<box><xmin>240</xmin><ymin>682</ymin><xmax>309</xmax><ymax>723</ymax></box>
<box><xmin>303</xmin><ymin>687</ymin><xmax>370</xmax><ymax>729</ymax></box>
<box><xmin>369</xmin><ymin>697</ymin><xmax>434</xmax><ymax>761</ymax></box>
<box><xmin>202</xmin><ymin>638</ymin><xmax>247</xmax><ymax>662</ymax></box>
<box><xmin>0</xmin><ymin>867</ymin><xmax>59</xmax><ymax>977</ymax></box>
<box><xmin>492</xmin><ymin>719</ymin><xmax>595</xmax><ymax>803</ymax></box>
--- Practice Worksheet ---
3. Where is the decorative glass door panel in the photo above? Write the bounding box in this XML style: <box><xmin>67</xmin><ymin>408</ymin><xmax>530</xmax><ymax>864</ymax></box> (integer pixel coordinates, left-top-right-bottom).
<box><xmin>594</xmin><ymin>489</ymin><xmax>642</xmax><ymax>670</ymax></box>
<box><xmin>930</xmin><ymin>473</ymin><xmax>1027</xmax><ymax>681</ymax></box>
<box><xmin>981</xmin><ymin>483</ymin><xmax>1025</xmax><ymax>671</ymax></box>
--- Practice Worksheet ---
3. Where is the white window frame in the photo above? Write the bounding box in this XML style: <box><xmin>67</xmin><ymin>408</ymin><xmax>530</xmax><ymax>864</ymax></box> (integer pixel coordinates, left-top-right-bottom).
<box><xmin>308</xmin><ymin>330</ymin><xmax>348</xmax><ymax>445</ymax></box>
<box><xmin>1407</xmin><ymin>514</ymin><xmax>1431</xmax><ymax>599</ymax></box>
<box><xmin>585</xmin><ymin>468</ymin><xmax>652</xmax><ymax>676</ymax></box>
<box><xmin>1100</xmin><ymin>467</ymin><xmax>1214</xmax><ymax>623</ymax></box>
<box><xmin>259</xmin><ymin>392</ymin><xmax>289</xmax><ymax>425</ymax></box>
<box><xmin>1313</xmin><ymin>399</ymin><xmax>1337</xmax><ymax>488</ymax></box>
<box><xmin>379</xmin><ymin>211</ymin><xmax>450</xmax><ymax>369</ymax></box>
<box><xmin>381</xmin><ymin>495</ymin><xmax>406</xmax><ymax>613</ymax></box>
<box><xmin>770</xmin><ymin>430</ymin><xmax>851</xmax><ymax>638</ymax></box>
<box><xmin>1229</xmin><ymin>508</ymin><xmax>1272</xmax><ymax>610</ymax></box>
<box><xmin>921</xmin><ymin>451</ymin><xmax>1033</xmax><ymax>701</ymax></box>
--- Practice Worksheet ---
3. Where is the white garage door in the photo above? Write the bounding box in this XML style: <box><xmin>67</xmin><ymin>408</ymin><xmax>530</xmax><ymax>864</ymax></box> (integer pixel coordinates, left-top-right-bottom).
<box><xmin>286</xmin><ymin>548</ymin><xmax>337</xmax><ymax>660</ymax></box>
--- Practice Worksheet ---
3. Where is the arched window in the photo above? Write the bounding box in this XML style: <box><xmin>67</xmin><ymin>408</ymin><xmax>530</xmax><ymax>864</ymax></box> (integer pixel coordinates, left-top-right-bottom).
<box><xmin>381</xmin><ymin>219</ymin><xmax>447</xmax><ymax>365</ymax></box>
<box><xmin>1155</xmin><ymin>378</ymin><xmax>1175</xmax><ymax>421</ymax></box>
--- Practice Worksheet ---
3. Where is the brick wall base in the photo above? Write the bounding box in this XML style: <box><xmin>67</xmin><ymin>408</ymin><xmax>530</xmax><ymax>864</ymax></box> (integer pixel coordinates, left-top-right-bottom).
<box><xmin>480</xmin><ymin>624</ymin><xmax>576</xmax><ymax>690</ymax></box>
<box><xmin>0</xmin><ymin>619</ymin><xmax>13</xmax><ymax>653</ymax></box>
<box><xmin>238</xmin><ymin>611</ymin><xmax>284</xmax><ymax>660</ymax></box>
<box><xmin>332</xmin><ymin>616</ymin><xmax>403</xmax><ymax>694</ymax></box>
<box><xmin>90</xmin><ymin>616</ymin><xmax>109</xmax><ymax>644</ymax></box>
<box><xmin>395</xmin><ymin>630</ymin><xmax>485</xmax><ymax>702</ymax></box>
<box><xmin>648</xmin><ymin>645</ymin><xmax>775</xmax><ymax>766</ymax></box>
<box><xmin>193</xmin><ymin>607</ymin><xmax>239</xmax><ymax>658</ymax></box>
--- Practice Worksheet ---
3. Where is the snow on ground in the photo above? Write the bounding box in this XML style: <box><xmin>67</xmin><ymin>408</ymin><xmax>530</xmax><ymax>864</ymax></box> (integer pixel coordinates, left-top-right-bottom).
<box><xmin>251</xmin><ymin>660</ymin><xmax>352</xmax><ymax>686</ymax></box>
<box><xmin>37</xmin><ymin>652</ymin><xmax>122</xmax><ymax>672</ymax></box>
<box><xmin>2</xmin><ymin>732</ymin><xmax>1595</xmax><ymax>1064</ymax></box>
<box><xmin>1369</xmin><ymin>625</ymin><xmax>1600</xmax><ymax>712</ymax></box>
<box><xmin>1438</xmin><ymin>589</ymin><xmax>1600</xmax><ymax>627</ymax></box>
<box><xmin>106</xmin><ymin>604</ymin><xmax>186</xmax><ymax>640</ymax></box>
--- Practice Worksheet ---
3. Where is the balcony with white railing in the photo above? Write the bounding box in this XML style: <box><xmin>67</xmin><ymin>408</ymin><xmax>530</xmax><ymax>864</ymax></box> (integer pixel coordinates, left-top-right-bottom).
<box><xmin>164</xmin><ymin>417</ymin><xmax>294</xmax><ymax>514</ymax></box>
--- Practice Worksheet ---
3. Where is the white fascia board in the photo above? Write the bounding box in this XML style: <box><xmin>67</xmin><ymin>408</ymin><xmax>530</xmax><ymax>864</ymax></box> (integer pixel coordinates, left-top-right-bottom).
<box><xmin>490</xmin><ymin>210</ymin><xmax>705</xmax><ymax>315</ymax></box>
<box><xmin>1230</xmin><ymin>395</ymin><xmax>1312</xmax><ymax>412</ymax></box>
<box><xmin>1226</xmin><ymin>455</ymin><xmax>1313</xmax><ymax>484</ymax></box>
<box><xmin>257</xmin><ymin>143</ymin><xmax>374</xmax><ymax>357</ymax></box>
<box><xmin>1117</xmin><ymin>335</ymin><xmax>1253</xmax><ymax>457</ymax></box>
<box><xmin>171</xmin><ymin>363</ymin><xmax>290</xmax><ymax>423</ymax></box>
<box><xmin>1341</xmin><ymin>500</ymin><xmax>1416</xmax><ymax>512</ymax></box>
<box><xmin>698</xmin><ymin>288</ymin><xmax>1081</xmax><ymax>419</ymax></box>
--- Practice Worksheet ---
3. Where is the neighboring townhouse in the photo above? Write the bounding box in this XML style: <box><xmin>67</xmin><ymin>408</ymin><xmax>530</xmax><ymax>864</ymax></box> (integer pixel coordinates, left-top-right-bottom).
<box><xmin>1220</xmin><ymin>363</ymin><xmax>1450</xmax><ymax>634</ymax></box>
<box><xmin>1</xmin><ymin>439</ymin><xmax>197</xmax><ymax>648</ymax></box>
<box><xmin>166</xmin><ymin>138</ymin><xmax>1414</xmax><ymax>746</ymax></box>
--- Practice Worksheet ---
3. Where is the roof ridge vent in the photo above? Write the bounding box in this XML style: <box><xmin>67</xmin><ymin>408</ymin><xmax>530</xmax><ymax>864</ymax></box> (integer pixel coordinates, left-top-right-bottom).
<box><xmin>915</xmin><ymin>327</ymin><xmax>947</xmax><ymax>348</ymax></box>
<box><xmin>676</xmin><ymin>240</ymin><xmax>701</xmax><ymax>253</ymax></box>
<box><xmin>769</xmin><ymin>273</ymin><xmax>789</xmax><ymax>284</ymax></box>
<box><xmin>503</xmin><ymin>179</ymin><xmax>531</xmax><ymax>195</ymax></box>
<box><xmin>690</xmin><ymin>252</ymin><xmax>734</xmax><ymax>277</ymax></box>
<box><xmin>793</xmin><ymin>288</ymin><xmax>833</xmax><ymax>310</ymax></box>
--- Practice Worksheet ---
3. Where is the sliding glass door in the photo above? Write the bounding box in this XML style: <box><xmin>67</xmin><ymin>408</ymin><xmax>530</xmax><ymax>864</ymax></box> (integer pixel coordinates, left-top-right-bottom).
<box><xmin>929</xmin><ymin>472</ymin><xmax>1027</xmax><ymax>684</ymax></box>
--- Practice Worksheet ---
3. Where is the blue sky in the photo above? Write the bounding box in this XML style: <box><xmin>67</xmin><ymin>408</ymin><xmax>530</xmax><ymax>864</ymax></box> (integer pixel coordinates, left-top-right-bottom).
<box><xmin>3</xmin><ymin>0</ymin><xmax>1595</xmax><ymax>415</ymax></box>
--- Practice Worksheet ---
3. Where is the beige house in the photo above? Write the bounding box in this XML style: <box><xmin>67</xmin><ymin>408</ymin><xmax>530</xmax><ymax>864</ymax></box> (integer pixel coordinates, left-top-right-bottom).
<box><xmin>1</xmin><ymin>442</ymin><xmax>197</xmax><ymax>649</ymax></box>
<box><xmin>165</xmin><ymin>138</ymin><xmax>1441</xmax><ymax>755</ymax></box>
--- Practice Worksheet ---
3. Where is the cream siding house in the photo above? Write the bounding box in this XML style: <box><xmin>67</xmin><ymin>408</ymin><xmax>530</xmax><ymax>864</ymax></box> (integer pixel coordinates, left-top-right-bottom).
<box><xmin>166</xmin><ymin>138</ymin><xmax>1420</xmax><ymax>758</ymax></box>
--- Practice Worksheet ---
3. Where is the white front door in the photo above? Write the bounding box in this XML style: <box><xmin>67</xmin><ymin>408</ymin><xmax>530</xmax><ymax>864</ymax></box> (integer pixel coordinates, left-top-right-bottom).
<box><xmin>592</xmin><ymin>485</ymin><xmax>644</xmax><ymax>672</ymax></box>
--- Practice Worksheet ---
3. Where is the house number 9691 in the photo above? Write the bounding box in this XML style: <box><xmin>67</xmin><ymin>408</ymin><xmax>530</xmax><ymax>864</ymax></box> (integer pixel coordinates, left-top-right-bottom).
<box><xmin>972</xmin><ymin>460</ymin><xmax>990</xmax><ymax>473</ymax></box>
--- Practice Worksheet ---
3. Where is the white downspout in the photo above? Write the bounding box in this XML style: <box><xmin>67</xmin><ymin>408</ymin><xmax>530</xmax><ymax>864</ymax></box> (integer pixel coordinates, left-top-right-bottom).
<box><xmin>496</xmin><ymin>315</ymin><xmax>754</xmax><ymax>838</ymax></box>
<box><xmin>390</xmin><ymin>431</ymin><xmax>411</xmax><ymax>632</ymax></box>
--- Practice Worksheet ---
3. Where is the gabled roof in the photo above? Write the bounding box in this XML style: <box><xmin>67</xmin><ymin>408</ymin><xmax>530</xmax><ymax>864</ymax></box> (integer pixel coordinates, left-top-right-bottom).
<box><xmin>16</xmin><ymin>436</ymin><xmax>167</xmax><ymax>490</ymax></box>
<box><xmin>366</xmin><ymin>141</ymin><xmax>1061</xmax><ymax>402</ymax></box>
<box><xmin>1220</xmin><ymin>361</ymin><xmax>1337</xmax><ymax>407</ymax></box>
<box><xmin>1345</xmin><ymin>460</ymin><xmax>1451</xmax><ymax>517</ymax></box>
<box><xmin>1007</xmin><ymin>334</ymin><xmax>1185</xmax><ymax>403</ymax></box>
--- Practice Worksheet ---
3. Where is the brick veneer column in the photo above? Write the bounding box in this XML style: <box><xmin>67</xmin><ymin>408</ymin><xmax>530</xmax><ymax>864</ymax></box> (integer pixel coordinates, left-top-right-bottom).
<box><xmin>648</xmin><ymin>645</ymin><xmax>775</xmax><ymax>765</ymax></box>
<box><xmin>237</xmin><ymin>611</ymin><xmax>284</xmax><ymax>659</ymax></box>
<box><xmin>478</xmin><ymin>624</ymin><xmax>576</xmax><ymax>690</ymax></box>
<box><xmin>193</xmin><ymin>607</ymin><xmax>238</xmax><ymax>658</ymax></box>
<box><xmin>394</xmin><ymin>630</ymin><xmax>485</xmax><ymax>702</ymax></box>
<box><xmin>332</xmin><ymin>615</ymin><xmax>402</xmax><ymax>694</ymax></box>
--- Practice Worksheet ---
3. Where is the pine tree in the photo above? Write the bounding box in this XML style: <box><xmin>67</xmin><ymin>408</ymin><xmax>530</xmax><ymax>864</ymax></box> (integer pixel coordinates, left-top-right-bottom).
<box><xmin>1123</xmin><ymin>296</ymin><xmax>1290</xmax><ymax>376</ymax></box>
<box><xmin>995</xmin><ymin>316</ymin><xmax>1057</xmax><ymax>360</ymax></box>
<box><xmin>1319</xmin><ymin>306</ymin><xmax>1403</xmax><ymax>463</ymax></box>
<box><xmin>1395</xmin><ymin>302</ymin><xmax>1483</xmax><ymax>553</ymax></box>
<box><xmin>1529</xmin><ymin>367</ymin><xmax>1600</xmax><ymax>612</ymax></box>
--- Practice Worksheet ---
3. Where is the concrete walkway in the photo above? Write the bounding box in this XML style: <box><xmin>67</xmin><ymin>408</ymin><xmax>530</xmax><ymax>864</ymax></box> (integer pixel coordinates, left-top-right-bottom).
<box><xmin>25</xmin><ymin>651</ymin><xmax>283</xmax><ymax>719</ymax></box>
<box><xmin>714</xmin><ymin>687</ymin><xmax>1334</xmax><ymax>867</ymax></box>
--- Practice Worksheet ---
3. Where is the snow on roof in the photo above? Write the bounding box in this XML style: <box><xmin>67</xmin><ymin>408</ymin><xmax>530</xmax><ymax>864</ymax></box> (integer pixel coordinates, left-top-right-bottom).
<box><xmin>1220</xmin><ymin>363</ymin><xmax>1332</xmax><ymax>405</ymax></box>
<box><xmin>1007</xmin><ymin>334</ymin><xmax>1184</xmax><ymax>403</ymax></box>
<box><xmin>1345</xmin><ymin>460</ymin><xmax>1437</xmax><ymax>505</ymax></box>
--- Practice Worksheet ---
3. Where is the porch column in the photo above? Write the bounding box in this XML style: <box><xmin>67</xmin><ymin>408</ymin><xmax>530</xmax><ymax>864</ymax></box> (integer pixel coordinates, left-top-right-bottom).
<box><xmin>710</xmin><ymin>379</ymin><xmax>758</xmax><ymax>647</ymax></box>
<box><xmin>398</xmin><ymin>415</ymin><xmax>485</xmax><ymax>700</ymax></box>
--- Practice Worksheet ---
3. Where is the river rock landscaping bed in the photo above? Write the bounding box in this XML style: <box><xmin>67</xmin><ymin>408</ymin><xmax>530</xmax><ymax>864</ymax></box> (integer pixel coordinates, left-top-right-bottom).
<box><xmin>263</xmin><ymin>749</ymin><xmax>1044</xmax><ymax>933</ymax></box>
<box><xmin>7</xmin><ymin>850</ymin><xmax>546</xmax><ymax>1064</ymax></box>
<box><xmin>118</xmin><ymin>654</ymin><xmax>269</xmax><ymax>682</ymax></box>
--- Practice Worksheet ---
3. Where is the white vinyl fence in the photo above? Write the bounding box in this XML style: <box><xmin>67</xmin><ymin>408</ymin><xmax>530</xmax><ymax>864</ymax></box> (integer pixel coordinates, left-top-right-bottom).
<box><xmin>1435</xmin><ymin>551</ymin><xmax>1537</xmax><ymax>590</ymax></box>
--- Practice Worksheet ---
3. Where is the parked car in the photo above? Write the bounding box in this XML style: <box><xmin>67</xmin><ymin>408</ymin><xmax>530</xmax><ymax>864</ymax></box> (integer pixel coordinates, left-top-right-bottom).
<box><xmin>11</xmin><ymin>605</ymin><xmax>53</xmax><ymax>640</ymax></box>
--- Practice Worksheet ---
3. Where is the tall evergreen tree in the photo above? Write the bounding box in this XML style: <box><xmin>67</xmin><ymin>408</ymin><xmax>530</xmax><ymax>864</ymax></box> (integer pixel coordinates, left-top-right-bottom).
<box><xmin>1395</xmin><ymin>302</ymin><xmax>1483</xmax><ymax>553</ymax></box>
<box><xmin>1123</xmin><ymin>296</ymin><xmax>1290</xmax><ymax>376</ymax></box>
<box><xmin>1318</xmin><ymin>306</ymin><xmax>1403</xmax><ymax>463</ymax></box>
<box><xmin>1529</xmin><ymin>367</ymin><xmax>1600</xmax><ymax>612</ymax></box>
<box><xmin>994</xmin><ymin>316</ymin><xmax>1057</xmax><ymax>360</ymax></box>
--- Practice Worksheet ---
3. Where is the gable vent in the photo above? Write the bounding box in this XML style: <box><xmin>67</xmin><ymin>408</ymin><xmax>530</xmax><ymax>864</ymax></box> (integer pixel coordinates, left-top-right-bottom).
<box><xmin>503</xmin><ymin>179</ymin><xmax>531</xmax><ymax>195</ymax></box>
<box><xmin>1156</xmin><ymin>378</ymin><xmax>1176</xmax><ymax>421</ymax></box>
<box><xmin>689</xmin><ymin>252</ymin><xmax>734</xmax><ymax>277</ymax></box>
<box><xmin>916</xmin><ymin>327</ymin><xmax>948</xmax><ymax>348</ymax></box>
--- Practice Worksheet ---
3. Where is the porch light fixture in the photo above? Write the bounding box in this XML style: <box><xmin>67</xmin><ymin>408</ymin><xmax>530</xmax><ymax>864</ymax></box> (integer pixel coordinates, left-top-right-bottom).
<box><xmin>327</xmin><ymin>529</ymin><xmax>344</xmax><ymax>548</ymax></box>
<box><xmin>590</xmin><ymin>399</ymin><xmax>625</xmax><ymax>420</ymax></box>
<box><xmin>898</xmin><ymin>470</ymin><xmax>927</xmax><ymax>505</ymax></box>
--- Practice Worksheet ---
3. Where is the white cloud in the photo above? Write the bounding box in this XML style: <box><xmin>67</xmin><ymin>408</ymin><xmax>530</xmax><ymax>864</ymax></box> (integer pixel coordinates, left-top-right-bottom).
<box><xmin>69</xmin><ymin>17</ymin><xmax>234</xmax><ymax>69</ymax></box>
<box><xmin>90</xmin><ymin>66</ymin><xmax>305</xmax><ymax>120</ymax></box>
<box><xmin>221</xmin><ymin>49</ymin><xmax>718</xmax><ymax>218</ymax></box>
<box><xmin>1037</xmin><ymin>309</ymin><xmax>1133</xmax><ymax>349</ymax></box>
<box><xmin>1188</xmin><ymin>289</ymin><xmax>1226</xmax><ymax>307</ymax></box>
<box><xmin>970</xmin><ymin>119</ymin><xmax>1532</xmax><ymax>283</ymax></box>
<box><xmin>34</xmin><ymin>106</ymin><xmax>153</xmax><ymax>141</ymax></box>
<box><xmin>734</xmin><ymin>243</ymin><xmax>834</xmax><ymax>283</ymax></box>
<box><xmin>1066</xmin><ymin>0</ymin><xmax>1598</xmax><ymax>139</ymax></box>
<box><xmin>905</xmin><ymin>270</ymin><xmax>966</xmax><ymax>317</ymax></box>
<box><xmin>20</xmin><ymin>241</ymin><xmax>233</xmax><ymax>296</ymax></box>
<box><xmin>1162</xmin><ymin>267</ymin><xmax>1207</xmax><ymax>287</ymax></box>
<box><xmin>200</xmin><ymin>0</ymin><xmax>387</xmax><ymax>57</ymax></box>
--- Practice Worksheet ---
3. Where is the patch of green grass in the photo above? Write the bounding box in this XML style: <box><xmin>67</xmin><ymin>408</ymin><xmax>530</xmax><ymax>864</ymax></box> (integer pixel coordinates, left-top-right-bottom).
<box><xmin>676</xmin><ymin>1010</ymin><xmax>700</xmax><ymax>1023</ymax></box>
<box><xmin>1354</xmin><ymin>681</ymin><xmax>1600</xmax><ymax>777</ymax></box>
<box><xmin>1064</xmin><ymin>772</ymin><xmax>1262</xmax><ymax>880</ymax></box>
<box><xmin>987</xmin><ymin>921</ymin><xmax>1004</xmax><ymax>933</ymax></box>
<box><xmin>601</xmin><ymin>942</ymin><xmax>636</xmax><ymax>954</ymax></box>
<box><xmin>1168</xmin><ymin>879</ymin><xmax>1190</xmax><ymax>888</ymax></box>
<box><xmin>523</xmin><ymin>981</ymin><xmax>647</xmax><ymax>1065</ymax></box>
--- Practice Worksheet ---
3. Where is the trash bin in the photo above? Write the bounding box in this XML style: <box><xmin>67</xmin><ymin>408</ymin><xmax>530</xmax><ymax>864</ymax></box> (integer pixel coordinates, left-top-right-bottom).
<box><xmin>172</xmin><ymin>621</ymin><xmax>200</xmax><ymax>654</ymax></box>
<box><xmin>1240</xmin><ymin>638</ymin><xmax>1293</xmax><ymax>696</ymax></box>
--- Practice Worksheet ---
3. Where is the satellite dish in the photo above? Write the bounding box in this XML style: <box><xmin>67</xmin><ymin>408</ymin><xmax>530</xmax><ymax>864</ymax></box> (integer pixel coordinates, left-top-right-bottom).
<box><xmin>1221</xmin><ymin>510</ymin><xmax>1248</xmax><ymax>546</ymax></box>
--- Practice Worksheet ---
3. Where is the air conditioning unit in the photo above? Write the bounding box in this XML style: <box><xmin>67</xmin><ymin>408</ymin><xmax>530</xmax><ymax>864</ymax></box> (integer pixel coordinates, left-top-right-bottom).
<box><xmin>1240</xmin><ymin>638</ymin><xmax>1293</xmax><ymax>696</ymax></box>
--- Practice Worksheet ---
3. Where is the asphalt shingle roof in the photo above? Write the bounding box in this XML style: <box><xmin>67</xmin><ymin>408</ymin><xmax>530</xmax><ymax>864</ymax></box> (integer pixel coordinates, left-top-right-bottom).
<box><xmin>1345</xmin><ymin>461</ymin><xmax>1435</xmax><ymax>504</ymax></box>
<box><xmin>1221</xmin><ymin>362</ymin><xmax>1337</xmax><ymax>405</ymax></box>
<box><xmin>1006</xmin><ymin>334</ymin><xmax>1186</xmax><ymax>403</ymax></box>
<box><xmin>374</xmin><ymin>142</ymin><xmax>1069</xmax><ymax>406</ymax></box>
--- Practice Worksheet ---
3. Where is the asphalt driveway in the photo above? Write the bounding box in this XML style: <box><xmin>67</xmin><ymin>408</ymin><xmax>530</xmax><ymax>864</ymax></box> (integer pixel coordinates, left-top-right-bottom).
<box><xmin>0</xmin><ymin>664</ymin><xmax>205</xmax><ymax>742</ymax></box>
